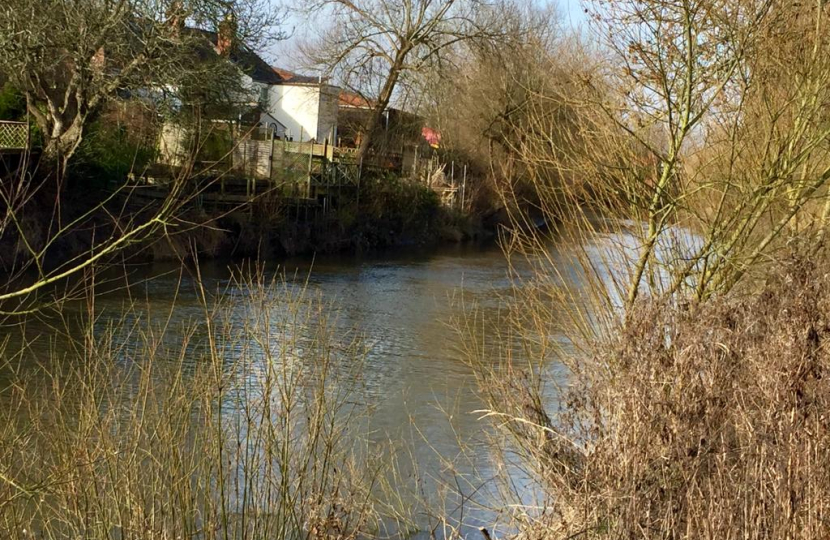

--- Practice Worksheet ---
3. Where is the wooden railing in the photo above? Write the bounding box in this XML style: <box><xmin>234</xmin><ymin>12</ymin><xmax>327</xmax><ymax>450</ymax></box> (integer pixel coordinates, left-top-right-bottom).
<box><xmin>0</xmin><ymin>121</ymin><xmax>28</xmax><ymax>151</ymax></box>
<box><xmin>280</xmin><ymin>140</ymin><xmax>334</xmax><ymax>160</ymax></box>
<box><xmin>332</xmin><ymin>147</ymin><xmax>359</xmax><ymax>161</ymax></box>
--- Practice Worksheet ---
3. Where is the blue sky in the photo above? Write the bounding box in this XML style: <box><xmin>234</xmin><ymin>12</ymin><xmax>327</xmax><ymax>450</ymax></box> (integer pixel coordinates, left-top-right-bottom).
<box><xmin>267</xmin><ymin>0</ymin><xmax>587</xmax><ymax>70</ymax></box>
<box><xmin>558</xmin><ymin>0</ymin><xmax>589</xmax><ymax>28</ymax></box>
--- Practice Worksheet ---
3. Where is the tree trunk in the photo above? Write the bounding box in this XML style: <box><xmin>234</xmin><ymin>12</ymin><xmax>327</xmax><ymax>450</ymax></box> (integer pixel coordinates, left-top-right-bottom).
<box><xmin>41</xmin><ymin>134</ymin><xmax>84</xmax><ymax>188</ymax></box>
<box><xmin>29</xmin><ymin>98</ymin><xmax>86</xmax><ymax>187</ymax></box>
<box><xmin>356</xmin><ymin>58</ymin><xmax>404</xmax><ymax>165</ymax></box>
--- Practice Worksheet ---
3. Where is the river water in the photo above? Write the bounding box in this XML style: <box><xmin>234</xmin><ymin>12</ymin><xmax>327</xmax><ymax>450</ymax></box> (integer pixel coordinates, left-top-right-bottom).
<box><xmin>1</xmin><ymin>221</ymin><xmax>705</xmax><ymax>538</ymax></box>
<box><xmin>1</xmin><ymin>243</ymin><xmax>537</xmax><ymax>537</ymax></box>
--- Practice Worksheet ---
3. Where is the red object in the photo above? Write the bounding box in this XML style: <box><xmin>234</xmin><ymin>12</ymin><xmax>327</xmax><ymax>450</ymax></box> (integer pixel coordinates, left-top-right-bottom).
<box><xmin>422</xmin><ymin>126</ymin><xmax>441</xmax><ymax>148</ymax></box>
<box><xmin>339</xmin><ymin>91</ymin><xmax>373</xmax><ymax>109</ymax></box>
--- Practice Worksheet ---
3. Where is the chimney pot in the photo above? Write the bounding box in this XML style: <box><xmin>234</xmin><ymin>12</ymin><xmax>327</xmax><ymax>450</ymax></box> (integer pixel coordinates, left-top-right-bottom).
<box><xmin>216</xmin><ymin>12</ymin><xmax>237</xmax><ymax>56</ymax></box>
<box><xmin>167</xmin><ymin>1</ymin><xmax>186</xmax><ymax>38</ymax></box>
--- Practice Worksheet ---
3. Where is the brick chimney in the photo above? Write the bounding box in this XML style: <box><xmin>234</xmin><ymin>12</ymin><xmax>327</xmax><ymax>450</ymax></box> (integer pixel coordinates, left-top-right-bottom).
<box><xmin>216</xmin><ymin>12</ymin><xmax>236</xmax><ymax>56</ymax></box>
<box><xmin>166</xmin><ymin>0</ymin><xmax>186</xmax><ymax>38</ymax></box>
<box><xmin>91</xmin><ymin>46</ymin><xmax>105</xmax><ymax>71</ymax></box>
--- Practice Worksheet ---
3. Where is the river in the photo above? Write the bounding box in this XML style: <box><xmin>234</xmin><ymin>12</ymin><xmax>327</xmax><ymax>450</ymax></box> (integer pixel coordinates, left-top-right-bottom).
<box><xmin>0</xmin><ymin>243</ymin><xmax>538</xmax><ymax>536</ymax></box>
<box><xmin>1</xmin><ymin>218</ymin><xmax>708</xmax><ymax>539</ymax></box>
<box><xmin>4</xmin><ymin>222</ymin><xmax>667</xmax><ymax>539</ymax></box>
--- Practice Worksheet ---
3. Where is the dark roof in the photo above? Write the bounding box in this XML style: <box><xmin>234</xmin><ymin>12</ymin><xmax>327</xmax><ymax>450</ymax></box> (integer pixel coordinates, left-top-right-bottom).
<box><xmin>189</xmin><ymin>28</ymin><xmax>282</xmax><ymax>85</ymax></box>
<box><xmin>186</xmin><ymin>29</ymin><xmax>328</xmax><ymax>87</ymax></box>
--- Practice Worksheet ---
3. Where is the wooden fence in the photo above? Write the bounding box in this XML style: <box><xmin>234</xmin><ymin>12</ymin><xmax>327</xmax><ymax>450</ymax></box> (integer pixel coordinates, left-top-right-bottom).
<box><xmin>0</xmin><ymin>121</ymin><xmax>28</xmax><ymax>151</ymax></box>
<box><xmin>232</xmin><ymin>138</ymin><xmax>362</xmax><ymax>187</ymax></box>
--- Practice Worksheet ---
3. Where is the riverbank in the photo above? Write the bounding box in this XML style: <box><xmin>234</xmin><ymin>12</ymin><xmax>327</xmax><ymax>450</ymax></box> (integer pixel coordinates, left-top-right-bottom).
<box><xmin>0</xmin><ymin>171</ymin><xmax>502</xmax><ymax>277</ymax></box>
<box><xmin>148</xmin><ymin>196</ymin><xmax>493</xmax><ymax>262</ymax></box>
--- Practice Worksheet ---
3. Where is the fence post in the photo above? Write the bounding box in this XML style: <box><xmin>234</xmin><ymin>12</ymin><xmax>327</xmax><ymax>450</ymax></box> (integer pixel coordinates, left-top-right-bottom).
<box><xmin>462</xmin><ymin>164</ymin><xmax>467</xmax><ymax>212</ymax></box>
<box><xmin>268</xmin><ymin>126</ymin><xmax>274</xmax><ymax>182</ymax></box>
<box><xmin>413</xmin><ymin>146</ymin><xmax>419</xmax><ymax>179</ymax></box>
<box><xmin>451</xmin><ymin>161</ymin><xmax>455</xmax><ymax>206</ymax></box>
<box><xmin>357</xmin><ymin>155</ymin><xmax>363</xmax><ymax>208</ymax></box>
<box><xmin>307</xmin><ymin>141</ymin><xmax>313</xmax><ymax>199</ymax></box>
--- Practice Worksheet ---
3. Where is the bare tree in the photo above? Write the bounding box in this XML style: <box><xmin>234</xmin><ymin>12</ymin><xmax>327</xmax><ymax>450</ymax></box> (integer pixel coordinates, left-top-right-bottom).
<box><xmin>464</xmin><ymin>3</ymin><xmax>830</xmax><ymax>538</ymax></box>
<box><xmin>422</xmin><ymin>5</ymin><xmax>607</xmax><ymax>215</ymax></box>
<box><xmin>496</xmin><ymin>0</ymin><xmax>830</xmax><ymax>307</ymax></box>
<box><xmin>0</xmin><ymin>0</ymin><xmax>282</xmax><ymax>181</ymax></box>
<box><xmin>0</xmin><ymin>0</ymin><xmax>287</xmax><ymax>314</ymax></box>
<box><xmin>300</xmin><ymin>0</ymin><xmax>503</xmax><ymax>161</ymax></box>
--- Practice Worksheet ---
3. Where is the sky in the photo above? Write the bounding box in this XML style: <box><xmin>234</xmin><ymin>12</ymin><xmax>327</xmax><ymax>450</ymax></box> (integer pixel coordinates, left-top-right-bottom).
<box><xmin>265</xmin><ymin>0</ymin><xmax>588</xmax><ymax>72</ymax></box>
<box><xmin>558</xmin><ymin>0</ymin><xmax>589</xmax><ymax>29</ymax></box>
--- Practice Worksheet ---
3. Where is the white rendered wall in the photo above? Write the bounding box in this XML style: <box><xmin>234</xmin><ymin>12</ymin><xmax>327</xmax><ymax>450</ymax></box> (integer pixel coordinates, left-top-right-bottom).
<box><xmin>267</xmin><ymin>85</ymin><xmax>320</xmax><ymax>141</ymax></box>
<box><xmin>265</xmin><ymin>84</ymin><xmax>339</xmax><ymax>143</ymax></box>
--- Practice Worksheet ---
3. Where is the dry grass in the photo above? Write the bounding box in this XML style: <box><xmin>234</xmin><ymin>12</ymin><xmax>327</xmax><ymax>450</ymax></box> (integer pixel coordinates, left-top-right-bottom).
<box><xmin>470</xmin><ymin>255</ymin><xmax>830</xmax><ymax>539</ymax></box>
<box><xmin>0</xmin><ymin>270</ymin><xmax>400</xmax><ymax>540</ymax></box>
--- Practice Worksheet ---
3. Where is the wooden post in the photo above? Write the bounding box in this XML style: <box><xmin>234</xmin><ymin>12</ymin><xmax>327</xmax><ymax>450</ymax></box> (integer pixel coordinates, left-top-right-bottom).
<box><xmin>428</xmin><ymin>158</ymin><xmax>433</xmax><ymax>187</ymax></box>
<box><xmin>415</xmin><ymin>146</ymin><xmax>420</xmax><ymax>178</ymax></box>
<box><xmin>462</xmin><ymin>164</ymin><xmax>467</xmax><ymax>211</ymax></box>
<box><xmin>451</xmin><ymin>161</ymin><xmax>455</xmax><ymax>206</ymax></box>
<box><xmin>357</xmin><ymin>154</ymin><xmax>363</xmax><ymax>208</ymax></box>
<box><xmin>268</xmin><ymin>126</ymin><xmax>274</xmax><ymax>182</ymax></box>
<box><xmin>307</xmin><ymin>141</ymin><xmax>313</xmax><ymax>199</ymax></box>
<box><xmin>242</xmin><ymin>138</ymin><xmax>247</xmax><ymax>177</ymax></box>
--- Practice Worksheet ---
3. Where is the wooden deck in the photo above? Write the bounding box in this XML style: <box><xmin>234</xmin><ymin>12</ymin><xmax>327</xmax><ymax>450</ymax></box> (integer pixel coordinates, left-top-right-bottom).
<box><xmin>122</xmin><ymin>172</ymin><xmax>327</xmax><ymax>209</ymax></box>
<box><xmin>118</xmin><ymin>179</ymin><xmax>320</xmax><ymax>211</ymax></box>
<box><xmin>144</xmin><ymin>127</ymin><xmax>430</xmax><ymax>210</ymax></box>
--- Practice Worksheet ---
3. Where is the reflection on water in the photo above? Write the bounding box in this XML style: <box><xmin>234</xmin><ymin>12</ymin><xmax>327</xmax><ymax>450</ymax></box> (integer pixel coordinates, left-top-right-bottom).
<box><xmin>1</xmin><ymin>244</ymin><xmax>528</xmax><ymax>538</ymax></box>
<box><xmin>0</xmin><ymin>222</ymin><xmax>698</xmax><ymax>538</ymax></box>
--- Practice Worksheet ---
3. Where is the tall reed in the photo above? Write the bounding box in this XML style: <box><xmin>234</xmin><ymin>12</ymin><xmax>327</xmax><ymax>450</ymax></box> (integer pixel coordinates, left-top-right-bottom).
<box><xmin>464</xmin><ymin>234</ymin><xmax>830</xmax><ymax>538</ymax></box>
<box><xmin>0</xmin><ymin>269</ymin><xmax>393</xmax><ymax>540</ymax></box>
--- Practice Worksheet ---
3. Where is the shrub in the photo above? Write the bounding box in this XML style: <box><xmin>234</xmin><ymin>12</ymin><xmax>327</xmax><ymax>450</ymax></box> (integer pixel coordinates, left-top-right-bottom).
<box><xmin>0</xmin><ymin>82</ymin><xmax>25</xmax><ymax>121</ymax></box>
<box><xmin>72</xmin><ymin>122</ymin><xmax>156</xmax><ymax>188</ymax></box>
<box><xmin>472</xmin><ymin>257</ymin><xmax>830</xmax><ymax>539</ymax></box>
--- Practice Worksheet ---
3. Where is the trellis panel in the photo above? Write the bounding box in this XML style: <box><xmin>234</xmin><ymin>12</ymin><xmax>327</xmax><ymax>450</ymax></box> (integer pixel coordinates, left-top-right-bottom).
<box><xmin>0</xmin><ymin>121</ymin><xmax>28</xmax><ymax>150</ymax></box>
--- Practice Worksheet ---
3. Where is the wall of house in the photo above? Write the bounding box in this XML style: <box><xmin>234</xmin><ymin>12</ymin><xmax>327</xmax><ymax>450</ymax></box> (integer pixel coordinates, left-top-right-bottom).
<box><xmin>258</xmin><ymin>111</ymin><xmax>287</xmax><ymax>139</ymax></box>
<box><xmin>238</xmin><ymin>74</ymin><xmax>266</xmax><ymax>111</ymax></box>
<box><xmin>265</xmin><ymin>84</ymin><xmax>338</xmax><ymax>143</ymax></box>
<box><xmin>316</xmin><ymin>85</ymin><xmax>339</xmax><ymax>145</ymax></box>
<box><xmin>158</xmin><ymin>122</ymin><xmax>188</xmax><ymax>166</ymax></box>
<box><xmin>266</xmin><ymin>85</ymin><xmax>319</xmax><ymax>142</ymax></box>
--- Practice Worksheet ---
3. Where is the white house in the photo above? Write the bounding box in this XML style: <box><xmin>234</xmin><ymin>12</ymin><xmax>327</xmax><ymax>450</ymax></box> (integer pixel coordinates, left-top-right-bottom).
<box><xmin>234</xmin><ymin>65</ymin><xmax>340</xmax><ymax>144</ymax></box>
<box><xmin>257</xmin><ymin>69</ymin><xmax>339</xmax><ymax>144</ymax></box>
<box><xmin>210</xmin><ymin>41</ymin><xmax>340</xmax><ymax>143</ymax></box>
<box><xmin>158</xmin><ymin>30</ymin><xmax>340</xmax><ymax>166</ymax></box>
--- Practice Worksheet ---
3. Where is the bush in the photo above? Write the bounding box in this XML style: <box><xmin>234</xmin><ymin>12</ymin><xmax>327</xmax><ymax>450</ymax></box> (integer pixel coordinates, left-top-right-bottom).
<box><xmin>70</xmin><ymin>103</ymin><xmax>158</xmax><ymax>188</ymax></box>
<box><xmin>355</xmin><ymin>173</ymin><xmax>442</xmax><ymax>245</ymax></box>
<box><xmin>0</xmin><ymin>82</ymin><xmax>25</xmax><ymax>121</ymax></box>
<box><xmin>472</xmin><ymin>257</ymin><xmax>830</xmax><ymax>539</ymax></box>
